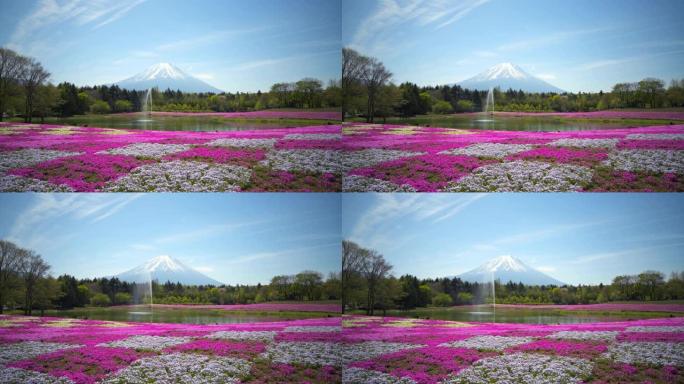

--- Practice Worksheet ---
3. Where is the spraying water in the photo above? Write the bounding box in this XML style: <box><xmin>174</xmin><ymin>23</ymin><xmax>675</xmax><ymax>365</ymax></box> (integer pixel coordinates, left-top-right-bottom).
<box><xmin>483</xmin><ymin>88</ymin><xmax>494</xmax><ymax>114</ymax></box>
<box><xmin>136</xmin><ymin>89</ymin><xmax>154</xmax><ymax>124</ymax></box>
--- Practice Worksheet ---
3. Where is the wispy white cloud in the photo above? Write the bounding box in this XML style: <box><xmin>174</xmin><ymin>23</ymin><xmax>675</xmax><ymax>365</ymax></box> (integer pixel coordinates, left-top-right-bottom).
<box><xmin>225</xmin><ymin>242</ymin><xmax>338</xmax><ymax>265</ymax></box>
<box><xmin>350</xmin><ymin>0</ymin><xmax>489</xmax><ymax>56</ymax></box>
<box><xmin>7</xmin><ymin>194</ymin><xmax>142</xmax><ymax>250</ymax></box>
<box><xmin>577</xmin><ymin>49</ymin><xmax>684</xmax><ymax>71</ymax></box>
<box><xmin>348</xmin><ymin>194</ymin><xmax>486</xmax><ymax>250</ymax></box>
<box><xmin>8</xmin><ymin>0</ymin><xmax>146</xmax><ymax>56</ymax></box>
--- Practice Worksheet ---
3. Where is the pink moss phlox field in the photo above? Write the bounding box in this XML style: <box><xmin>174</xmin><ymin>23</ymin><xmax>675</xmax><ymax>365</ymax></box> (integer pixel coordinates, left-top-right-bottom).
<box><xmin>341</xmin><ymin>315</ymin><xmax>684</xmax><ymax>384</ymax></box>
<box><xmin>0</xmin><ymin>122</ymin><xmax>342</xmax><ymax>192</ymax></box>
<box><xmin>9</xmin><ymin>347</ymin><xmax>150</xmax><ymax>384</ymax></box>
<box><xmin>127</xmin><ymin>303</ymin><xmax>342</xmax><ymax>313</ymax></box>
<box><xmin>10</xmin><ymin>154</ymin><xmax>147</xmax><ymax>192</ymax></box>
<box><xmin>507</xmin><ymin>146</ymin><xmax>608</xmax><ymax>166</ymax></box>
<box><xmin>340</xmin><ymin>123</ymin><xmax>684</xmax><ymax>191</ymax></box>
<box><xmin>164</xmin><ymin>146</ymin><xmax>266</xmax><ymax>165</ymax></box>
<box><xmin>488</xmin><ymin>110</ymin><xmax>684</xmax><ymax>120</ymax></box>
<box><xmin>0</xmin><ymin>314</ymin><xmax>341</xmax><ymax>383</ymax></box>
<box><xmin>164</xmin><ymin>338</ymin><xmax>266</xmax><ymax>358</ymax></box>
<box><xmin>490</xmin><ymin>303</ymin><xmax>684</xmax><ymax>312</ymax></box>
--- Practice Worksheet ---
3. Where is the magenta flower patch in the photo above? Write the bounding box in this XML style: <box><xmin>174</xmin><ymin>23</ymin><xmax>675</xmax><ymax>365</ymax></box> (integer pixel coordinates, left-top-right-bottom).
<box><xmin>165</xmin><ymin>146</ymin><xmax>266</xmax><ymax>166</ymax></box>
<box><xmin>9</xmin><ymin>154</ymin><xmax>147</xmax><ymax>192</ymax></box>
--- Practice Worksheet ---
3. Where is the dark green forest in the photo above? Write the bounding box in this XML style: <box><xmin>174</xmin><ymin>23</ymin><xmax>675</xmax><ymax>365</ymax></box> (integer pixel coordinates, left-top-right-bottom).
<box><xmin>0</xmin><ymin>240</ymin><xmax>340</xmax><ymax>315</ymax></box>
<box><xmin>342</xmin><ymin>48</ymin><xmax>684</xmax><ymax>122</ymax></box>
<box><xmin>342</xmin><ymin>241</ymin><xmax>684</xmax><ymax>314</ymax></box>
<box><xmin>0</xmin><ymin>48</ymin><xmax>341</xmax><ymax>123</ymax></box>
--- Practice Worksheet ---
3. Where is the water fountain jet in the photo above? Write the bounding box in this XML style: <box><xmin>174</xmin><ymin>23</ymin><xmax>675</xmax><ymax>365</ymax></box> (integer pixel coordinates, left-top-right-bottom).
<box><xmin>474</xmin><ymin>88</ymin><xmax>495</xmax><ymax>123</ymax></box>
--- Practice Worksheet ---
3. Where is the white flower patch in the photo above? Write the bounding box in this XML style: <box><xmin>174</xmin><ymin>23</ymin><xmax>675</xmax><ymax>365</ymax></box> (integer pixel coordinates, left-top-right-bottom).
<box><xmin>261</xmin><ymin>149</ymin><xmax>341</xmax><ymax>173</ymax></box>
<box><xmin>97</xmin><ymin>335</ymin><xmax>191</xmax><ymax>351</ymax></box>
<box><xmin>284</xmin><ymin>133</ymin><xmax>342</xmax><ymax>140</ymax></box>
<box><xmin>548</xmin><ymin>331</ymin><xmax>618</xmax><ymax>341</ymax></box>
<box><xmin>443</xmin><ymin>160</ymin><xmax>593</xmax><ymax>192</ymax></box>
<box><xmin>439</xmin><ymin>143</ymin><xmax>533</xmax><ymax>159</ymax></box>
<box><xmin>343</xmin><ymin>367</ymin><xmax>417</xmax><ymax>384</ymax></box>
<box><xmin>341</xmin><ymin>149</ymin><xmax>425</xmax><ymax>172</ymax></box>
<box><xmin>261</xmin><ymin>342</ymin><xmax>341</xmax><ymax>366</ymax></box>
<box><xmin>549</xmin><ymin>138</ymin><xmax>619</xmax><ymax>148</ymax></box>
<box><xmin>626</xmin><ymin>133</ymin><xmax>684</xmax><ymax>140</ymax></box>
<box><xmin>439</xmin><ymin>335</ymin><xmax>534</xmax><ymax>351</ymax></box>
<box><xmin>99</xmin><ymin>143</ymin><xmax>191</xmax><ymax>158</ymax></box>
<box><xmin>102</xmin><ymin>160</ymin><xmax>251</xmax><ymax>192</ymax></box>
<box><xmin>262</xmin><ymin>341</ymin><xmax>421</xmax><ymax>366</ymax></box>
<box><xmin>0</xmin><ymin>367</ymin><xmax>74</xmax><ymax>384</ymax></box>
<box><xmin>603</xmin><ymin>149</ymin><xmax>684</xmax><ymax>173</ymax></box>
<box><xmin>206</xmin><ymin>330</ymin><xmax>277</xmax><ymax>342</ymax></box>
<box><xmin>100</xmin><ymin>353</ymin><xmax>251</xmax><ymax>384</ymax></box>
<box><xmin>443</xmin><ymin>353</ymin><xmax>593</xmax><ymax>384</ymax></box>
<box><xmin>342</xmin><ymin>175</ymin><xmax>416</xmax><ymax>192</ymax></box>
<box><xmin>625</xmin><ymin>326</ymin><xmax>684</xmax><ymax>333</ymax></box>
<box><xmin>208</xmin><ymin>138</ymin><xmax>277</xmax><ymax>148</ymax></box>
<box><xmin>284</xmin><ymin>326</ymin><xmax>342</xmax><ymax>333</ymax></box>
<box><xmin>603</xmin><ymin>342</ymin><xmax>684</xmax><ymax>366</ymax></box>
<box><xmin>0</xmin><ymin>341</ymin><xmax>81</xmax><ymax>364</ymax></box>
<box><xmin>0</xmin><ymin>149</ymin><xmax>81</xmax><ymax>174</ymax></box>
<box><xmin>0</xmin><ymin>175</ymin><xmax>74</xmax><ymax>192</ymax></box>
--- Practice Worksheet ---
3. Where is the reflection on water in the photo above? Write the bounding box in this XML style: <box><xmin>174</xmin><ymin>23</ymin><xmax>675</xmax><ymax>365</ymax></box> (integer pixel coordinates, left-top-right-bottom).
<box><xmin>46</xmin><ymin>115</ymin><xmax>317</xmax><ymax>132</ymax></box>
<box><xmin>391</xmin><ymin>116</ymin><xmax>638</xmax><ymax>132</ymax></box>
<box><xmin>383</xmin><ymin>306</ymin><xmax>662</xmax><ymax>324</ymax></box>
<box><xmin>47</xmin><ymin>306</ymin><xmax>317</xmax><ymax>324</ymax></box>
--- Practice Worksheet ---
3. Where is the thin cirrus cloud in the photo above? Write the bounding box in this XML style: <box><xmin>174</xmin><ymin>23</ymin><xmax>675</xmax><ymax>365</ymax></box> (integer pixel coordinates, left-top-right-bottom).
<box><xmin>7</xmin><ymin>0</ymin><xmax>146</xmax><ymax>53</ymax></box>
<box><xmin>349</xmin><ymin>0</ymin><xmax>490</xmax><ymax>56</ymax></box>
<box><xmin>7</xmin><ymin>194</ymin><xmax>142</xmax><ymax>250</ymax></box>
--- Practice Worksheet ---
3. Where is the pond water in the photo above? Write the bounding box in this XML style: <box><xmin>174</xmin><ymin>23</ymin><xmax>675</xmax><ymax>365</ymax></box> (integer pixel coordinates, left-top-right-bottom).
<box><xmin>41</xmin><ymin>115</ymin><xmax>328</xmax><ymax>131</ymax></box>
<box><xmin>46</xmin><ymin>306</ymin><xmax>328</xmax><ymax>324</ymax></box>
<box><xmin>383</xmin><ymin>115</ymin><xmax>662</xmax><ymax>132</ymax></box>
<box><xmin>379</xmin><ymin>306</ymin><xmax>672</xmax><ymax>324</ymax></box>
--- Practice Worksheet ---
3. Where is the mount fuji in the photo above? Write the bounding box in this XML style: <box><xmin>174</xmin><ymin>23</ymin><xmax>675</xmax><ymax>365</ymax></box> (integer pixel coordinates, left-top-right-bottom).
<box><xmin>457</xmin><ymin>255</ymin><xmax>565</xmax><ymax>286</ymax></box>
<box><xmin>115</xmin><ymin>63</ymin><xmax>222</xmax><ymax>93</ymax></box>
<box><xmin>458</xmin><ymin>62</ymin><xmax>564</xmax><ymax>93</ymax></box>
<box><xmin>114</xmin><ymin>255</ymin><xmax>223</xmax><ymax>286</ymax></box>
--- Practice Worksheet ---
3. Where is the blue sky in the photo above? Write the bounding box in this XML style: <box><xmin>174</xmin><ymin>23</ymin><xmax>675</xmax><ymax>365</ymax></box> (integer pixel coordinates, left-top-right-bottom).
<box><xmin>342</xmin><ymin>194</ymin><xmax>684</xmax><ymax>285</ymax></box>
<box><xmin>342</xmin><ymin>0</ymin><xmax>684</xmax><ymax>92</ymax></box>
<box><xmin>0</xmin><ymin>194</ymin><xmax>340</xmax><ymax>285</ymax></box>
<box><xmin>0</xmin><ymin>0</ymin><xmax>340</xmax><ymax>92</ymax></box>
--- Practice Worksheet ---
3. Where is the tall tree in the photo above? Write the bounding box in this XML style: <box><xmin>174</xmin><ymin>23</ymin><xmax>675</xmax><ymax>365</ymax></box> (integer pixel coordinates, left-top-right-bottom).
<box><xmin>342</xmin><ymin>240</ymin><xmax>367</xmax><ymax>313</ymax></box>
<box><xmin>0</xmin><ymin>48</ymin><xmax>26</xmax><ymax>121</ymax></box>
<box><xmin>0</xmin><ymin>240</ymin><xmax>24</xmax><ymax>314</ymax></box>
<box><xmin>341</xmin><ymin>48</ymin><xmax>368</xmax><ymax>121</ymax></box>
<box><xmin>362</xmin><ymin>250</ymin><xmax>392</xmax><ymax>315</ymax></box>
<box><xmin>20</xmin><ymin>58</ymin><xmax>50</xmax><ymax>123</ymax></box>
<box><xmin>361</xmin><ymin>58</ymin><xmax>392</xmax><ymax>123</ymax></box>
<box><xmin>20</xmin><ymin>251</ymin><xmax>50</xmax><ymax>315</ymax></box>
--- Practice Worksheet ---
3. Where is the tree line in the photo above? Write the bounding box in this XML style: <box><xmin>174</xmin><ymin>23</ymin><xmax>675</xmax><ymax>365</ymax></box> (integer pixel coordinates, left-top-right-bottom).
<box><xmin>0</xmin><ymin>240</ymin><xmax>340</xmax><ymax>314</ymax></box>
<box><xmin>342</xmin><ymin>241</ymin><xmax>684</xmax><ymax>313</ymax></box>
<box><xmin>341</xmin><ymin>47</ymin><xmax>684</xmax><ymax>121</ymax></box>
<box><xmin>0</xmin><ymin>47</ymin><xmax>341</xmax><ymax>121</ymax></box>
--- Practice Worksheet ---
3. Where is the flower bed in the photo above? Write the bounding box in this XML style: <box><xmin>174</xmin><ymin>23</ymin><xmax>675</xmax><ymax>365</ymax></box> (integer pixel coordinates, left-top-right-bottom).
<box><xmin>0</xmin><ymin>314</ymin><xmax>341</xmax><ymax>383</ymax></box>
<box><xmin>340</xmin><ymin>123</ymin><xmax>684</xmax><ymax>191</ymax></box>
<box><xmin>340</xmin><ymin>315</ymin><xmax>684</xmax><ymax>384</ymax></box>
<box><xmin>0</xmin><ymin>123</ymin><xmax>341</xmax><ymax>192</ymax></box>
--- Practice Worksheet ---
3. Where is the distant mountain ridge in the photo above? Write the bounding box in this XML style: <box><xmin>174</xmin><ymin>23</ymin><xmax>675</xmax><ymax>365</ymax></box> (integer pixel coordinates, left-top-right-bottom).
<box><xmin>115</xmin><ymin>62</ymin><xmax>222</xmax><ymax>93</ymax></box>
<box><xmin>114</xmin><ymin>255</ymin><xmax>223</xmax><ymax>286</ymax></box>
<box><xmin>457</xmin><ymin>255</ymin><xmax>565</xmax><ymax>286</ymax></box>
<box><xmin>458</xmin><ymin>62</ymin><xmax>564</xmax><ymax>93</ymax></box>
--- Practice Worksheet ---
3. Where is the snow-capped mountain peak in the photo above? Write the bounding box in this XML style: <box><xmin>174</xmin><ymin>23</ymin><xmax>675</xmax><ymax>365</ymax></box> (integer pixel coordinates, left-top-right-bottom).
<box><xmin>114</xmin><ymin>255</ymin><xmax>223</xmax><ymax>286</ymax></box>
<box><xmin>115</xmin><ymin>62</ymin><xmax>223</xmax><ymax>93</ymax></box>
<box><xmin>456</xmin><ymin>255</ymin><xmax>565</xmax><ymax>286</ymax></box>
<box><xmin>132</xmin><ymin>63</ymin><xmax>187</xmax><ymax>81</ymax></box>
<box><xmin>143</xmin><ymin>255</ymin><xmax>185</xmax><ymax>272</ymax></box>
<box><xmin>479</xmin><ymin>62</ymin><xmax>528</xmax><ymax>80</ymax></box>
<box><xmin>457</xmin><ymin>62</ymin><xmax>564</xmax><ymax>93</ymax></box>
<box><xmin>482</xmin><ymin>255</ymin><xmax>527</xmax><ymax>272</ymax></box>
